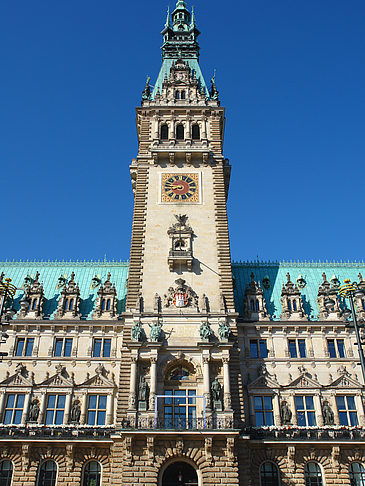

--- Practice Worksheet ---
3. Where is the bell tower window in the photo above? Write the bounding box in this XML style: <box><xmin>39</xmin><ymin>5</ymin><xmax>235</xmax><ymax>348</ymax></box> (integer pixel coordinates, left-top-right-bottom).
<box><xmin>161</xmin><ymin>124</ymin><xmax>168</xmax><ymax>140</ymax></box>
<box><xmin>192</xmin><ymin>124</ymin><xmax>200</xmax><ymax>140</ymax></box>
<box><xmin>176</xmin><ymin>124</ymin><xmax>184</xmax><ymax>140</ymax></box>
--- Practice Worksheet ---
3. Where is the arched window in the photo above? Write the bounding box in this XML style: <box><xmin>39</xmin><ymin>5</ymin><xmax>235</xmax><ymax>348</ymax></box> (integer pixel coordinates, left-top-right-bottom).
<box><xmin>32</xmin><ymin>298</ymin><xmax>37</xmax><ymax>310</ymax></box>
<box><xmin>304</xmin><ymin>462</ymin><xmax>322</xmax><ymax>486</ymax></box>
<box><xmin>192</xmin><ymin>124</ymin><xmax>200</xmax><ymax>140</ymax></box>
<box><xmin>260</xmin><ymin>461</ymin><xmax>280</xmax><ymax>486</ymax></box>
<box><xmin>161</xmin><ymin>124</ymin><xmax>168</xmax><ymax>140</ymax></box>
<box><xmin>83</xmin><ymin>461</ymin><xmax>101</xmax><ymax>486</ymax></box>
<box><xmin>37</xmin><ymin>461</ymin><xmax>57</xmax><ymax>486</ymax></box>
<box><xmin>106</xmin><ymin>299</ymin><xmax>111</xmax><ymax>311</ymax></box>
<box><xmin>101</xmin><ymin>299</ymin><xmax>105</xmax><ymax>311</ymax></box>
<box><xmin>0</xmin><ymin>460</ymin><xmax>13</xmax><ymax>486</ymax></box>
<box><xmin>256</xmin><ymin>300</ymin><xmax>260</xmax><ymax>312</ymax></box>
<box><xmin>64</xmin><ymin>299</ymin><xmax>69</xmax><ymax>311</ymax></box>
<box><xmin>69</xmin><ymin>299</ymin><xmax>74</xmax><ymax>311</ymax></box>
<box><xmin>181</xmin><ymin>90</ymin><xmax>186</xmax><ymax>100</ymax></box>
<box><xmin>288</xmin><ymin>300</ymin><xmax>292</xmax><ymax>312</ymax></box>
<box><xmin>349</xmin><ymin>463</ymin><xmax>365</xmax><ymax>486</ymax></box>
<box><xmin>176</xmin><ymin>124</ymin><xmax>184</xmax><ymax>140</ymax></box>
<box><xmin>293</xmin><ymin>299</ymin><xmax>297</xmax><ymax>311</ymax></box>
<box><xmin>175</xmin><ymin>91</ymin><xmax>180</xmax><ymax>100</ymax></box>
<box><xmin>250</xmin><ymin>300</ymin><xmax>255</xmax><ymax>312</ymax></box>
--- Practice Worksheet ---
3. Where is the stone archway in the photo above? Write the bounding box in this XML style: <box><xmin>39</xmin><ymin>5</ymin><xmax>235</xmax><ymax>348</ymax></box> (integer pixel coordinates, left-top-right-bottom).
<box><xmin>162</xmin><ymin>461</ymin><xmax>198</xmax><ymax>486</ymax></box>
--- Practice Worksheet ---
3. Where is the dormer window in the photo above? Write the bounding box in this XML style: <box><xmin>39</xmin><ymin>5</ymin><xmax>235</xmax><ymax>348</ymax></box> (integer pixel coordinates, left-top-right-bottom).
<box><xmin>181</xmin><ymin>90</ymin><xmax>186</xmax><ymax>100</ymax></box>
<box><xmin>161</xmin><ymin>124</ymin><xmax>168</xmax><ymax>140</ymax></box>
<box><xmin>175</xmin><ymin>91</ymin><xmax>180</xmax><ymax>100</ymax></box>
<box><xmin>192</xmin><ymin>124</ymin><xmax>200</xmax><ymax>140</ymax></box>
<box><xmin>176</xmin><ymin>124</ymin><xmax>184</xmax><ymax>140</ymax></box>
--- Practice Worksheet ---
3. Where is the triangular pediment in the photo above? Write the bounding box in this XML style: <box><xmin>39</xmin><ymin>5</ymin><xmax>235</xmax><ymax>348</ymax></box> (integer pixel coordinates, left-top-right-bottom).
<box><xmin>39</xmin><ymin>373</ymin><xmax>74</xmax><ymax>387</ymax></box>
<box><xmin>287</xmin><ymin>374</ymin><xmax>321</xmax><ymax>389</ymax></box>
<box><xmin>248</xmin><ymin>374</ymin><xmax>280</xmax><ymax>389</ymax></box>
<box><xmin>328</xmin><ymin>374</ymin><xmax>361</xmax><ymax>389</ymax></box>
<box><xmin>79</xmin><ymin>373</ymin><xmax>115</xmax><ymax>388</ymax></box>
<box><xmin>0</xmin><ymin>372</ymin><xmax>33</xmax><ymax>387</ymax></box>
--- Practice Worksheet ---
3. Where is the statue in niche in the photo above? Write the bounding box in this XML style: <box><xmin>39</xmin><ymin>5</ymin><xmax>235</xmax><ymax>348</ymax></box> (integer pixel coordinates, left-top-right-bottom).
<box><xmin>149</xmin><ymin>322</ymin><xmax>163</xmax><ymax>342</ymax></box>
<box><xmin>131</xmin><ymin>321</ymin><xmax>144</xmax><ymax>342</ymax></box>
<box><xmin>70</xmin><ymin>400</ymin><xmax>81</xmax><ymax>423</ymax></box>
<box><xmin>211</xmin><ymin>377</ymin><xmax>223</xmax><ymax>411</ymax></box>
<box><xmin>28</xmin><ymin>399</ymin><xmax>40</xmax><ymax>422</ymax></box>
<box><xmin>322</xmin><ymin>401</ymin><xmax>335</xmax><ymax>425</ymax></box>
<box><xmin>138</xmin><ymin>375</ymin><xmax>149</xmax><ymax>411</ymax></box>
<box><xmin>280</xmin><ymin>400</ymin><xmax>292</xmax><ymax>425</ymax></box>
<box><xmin>218</xmin><ymin>321</ymin><xmax>231</xmax><ymax>341</ymax></box>
<box><xmin>199</xmin><ymin>321</ymin><xmax>214</xmax><ymax>341</ymax></box>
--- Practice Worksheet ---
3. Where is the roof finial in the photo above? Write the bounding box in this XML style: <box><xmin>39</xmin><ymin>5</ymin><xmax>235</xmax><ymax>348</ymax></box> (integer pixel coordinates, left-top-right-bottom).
<box><xmin>190</xmin><ymin>6</ymin><xmax>196</xmax><ymax>27</ymax></box>
<box><xmin>165</xmin><ymin>6</ymin><xmax>171</xmax><ymax>28</ymax></box>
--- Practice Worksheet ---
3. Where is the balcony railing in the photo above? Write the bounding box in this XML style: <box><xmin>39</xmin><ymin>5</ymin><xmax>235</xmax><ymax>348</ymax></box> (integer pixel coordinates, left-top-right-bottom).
<box><xmin>244</xmin><ymin>426</ymin><xmax>365</xmax><ymax>441</ymax></box>
<box><xmin>120</xmin><ymin>416</ymin><xmax>236</xmax><ymax>431</ymax></box>
<box><xmin>0</xmin><ymin>425</ymin><xmax>114</xmax><ymax>439</ymax></box>
<box><xmin>168</xmin><ymin>250</ymin><xmax>193</xmax><ymax>258</ymax></box>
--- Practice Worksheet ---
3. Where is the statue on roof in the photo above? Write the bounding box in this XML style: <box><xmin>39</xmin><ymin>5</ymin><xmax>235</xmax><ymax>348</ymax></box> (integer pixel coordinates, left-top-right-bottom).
<box><xmin>142</xmin><ymin>76</ymin><xmax>152</xmax><ymax>100</ymax></box>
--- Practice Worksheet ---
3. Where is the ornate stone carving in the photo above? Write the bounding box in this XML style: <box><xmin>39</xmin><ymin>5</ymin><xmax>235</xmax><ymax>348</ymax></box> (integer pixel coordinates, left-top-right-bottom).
<box><xmin>163</xmin><ymin>279</ymin><xmax>198</xmax><ymax>309</ymax></box>
<box><xmin>92</xmin><ymin>273</ymin><xmax>118</xmax><ymax>319</ymax></box>
<box><xmin>18</xmin><ymin>272</ymin><xmax>44</xmax><ymax>319</ymax></box>
<box><xmin>56</xmin><ymin>272</ymin><xmax>81</xmax><ymax>319</ymax></box>
<box><xmin>218</xmin><ymin>321</ymin><xmax>231</xmax><ymax>341</ymax></box>
<box><xmin>280</xmin><ymin>273</ymin><xmax>308</xmax><ymax>321</ymax></box>
<box><xmin>131</xmin><ymin>321</ymin><xmax>144</xmax><ymax>342</ymax></box>
<box><xmin>148</xmin><ymin>322</ymin><xmax>163</xmax><ymax>342</ymax></box>
<box><xmin>199</xmin><ymin>321</ymin><xmax>214</xmax><ymax>341</ymax></box>
<box><xmin>244</xmin><ymin>273</ymin><xmax>270</xmax><ymax>321</ymax></box>
<box><xmin>167</xmin><ymin>215</ymin><xmax>194</xmax><ymax>271</ymax></box>
<box><xmin>317</xmin><ymin>272</ymin><xmax>343</xmax><ymax>320</ymax></box>
<box><xmin>205</xmin><ymin>437</ymin><xmax>213</xmax><ymax>464</ymax></box>
<box><xmin>280</xmin><ymin>400</ymin><xmax>292</xmax><ymax>425</ymax></box>
<box><xmin>211</xmin><ymin>377</ymin><xmax>223</xmax><ymax>411</ymax></box>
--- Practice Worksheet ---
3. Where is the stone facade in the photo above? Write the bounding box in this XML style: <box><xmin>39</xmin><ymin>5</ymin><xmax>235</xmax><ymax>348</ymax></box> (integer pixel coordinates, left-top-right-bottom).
<box><xmin>0</xmin><ymin>1</ymin><xmax>364</xmax><ymax>485</ymax></box>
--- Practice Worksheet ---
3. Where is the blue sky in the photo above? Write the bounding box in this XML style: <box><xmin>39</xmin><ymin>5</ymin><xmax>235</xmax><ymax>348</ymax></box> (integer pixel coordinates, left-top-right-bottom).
<box><xmin>0</xmin><ymin>0</ymin><xmax>364</xmax><ymax>263</ymax></box>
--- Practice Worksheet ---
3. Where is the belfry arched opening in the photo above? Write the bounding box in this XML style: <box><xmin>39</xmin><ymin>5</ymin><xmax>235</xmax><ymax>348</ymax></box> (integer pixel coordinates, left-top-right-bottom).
<box><xmin>162</xmin><ymin>462</ymin><xmax>198</xmax><ymax>486</ymax></box>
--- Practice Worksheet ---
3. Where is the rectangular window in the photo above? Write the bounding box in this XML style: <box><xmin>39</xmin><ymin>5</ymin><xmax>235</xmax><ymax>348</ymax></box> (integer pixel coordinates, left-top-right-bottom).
<box><xmin>45</xmin><ymin>394</ymin><xmax>66</xmax><ymax>425</ymax></box>
<box><xmin>163</xmin><ymin>389</ymin><xmax>197</xmax><ymax>429</ymax></box>
<box><xmin>336</xmin><ymin>396</ymin><xmax>358</xmax><ymax>426</ymax></box>
<box><xmin>87</xmin><ymin>395</ymin><xmax>107</xmax><ymax>426</ymax></box>
<box><xmin>254</xmin><ymin>396</ymin><xmax>274</xmax><ymax>426</ymax></box>
<box><xmin>15</xmin><ymin>338</ymin><xmax>34</xmax><ymax>357</ymax></box>
<box><xmin>288</xmin><ymin>339</ymin><xmax>306</xmax><ymax>358</ymax></box>
<box><xmin>92</xmin><ymin>338</ymin><xmax>111</xmax><ymax>358</ymax></box>
<box><xmin>250</xmin><ymin>339</ymin><xmax>268</xmax><ymax>358</ymax></box>
<box><xmin>3</xmin><ymin>394</ymin><xmax>25</xmax><ymax>424</ymax></box>
<box><xmin>328</xmin><ymin>339</ymin><xmax>345</xmax><ymax>358</ymax></box>
<box><xmin>54</xmin><ymin>338</ymin><xmax>73</xmax><ymax>357</ymax></box>
<box><xmin>295</xmin><ymin>396</ymin><xmax>316</xmax><ymax>426</ymax></box>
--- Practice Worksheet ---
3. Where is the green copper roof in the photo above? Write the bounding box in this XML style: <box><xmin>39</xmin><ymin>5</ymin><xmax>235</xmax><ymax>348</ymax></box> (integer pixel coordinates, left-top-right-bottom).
<box><xmin>232</xmin><ymin>261</ymin><xmax>365</xmax><ymax>320</ymax></box>
<box><xmin>0</xmin><ymin>260</ymin><xmax>128</xmax><ymax>320</ymax></box>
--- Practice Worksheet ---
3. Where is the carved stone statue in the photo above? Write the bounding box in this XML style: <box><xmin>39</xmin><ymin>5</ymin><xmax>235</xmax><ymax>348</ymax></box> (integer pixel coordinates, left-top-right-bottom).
<box><xmin>211</xmin><ymin>377</ymin><xmax>222</xmax><ymax>410</ymax></box>
<box><xmin>138</xmin><ymin>375</ymin><xmax>148</xmax><ymax>402</ymax></box>
<box><xmin>322</xmin><ymin>400</ymin><xmax>335</xmax><ymax>425</ymax></box>
<box><xmin>280</xmin><ymin>400</ymin><xmax>292</xmax><ymax>425</ymax></box>
<box><xmin>149</xmin><ymin>322</ymin><xmax>162</xmax><ymax>342</ymax></box>
<box><xmin>28</xmin><ymin>399</ymin><xmax>40</xmax><ymax>422</ymax></box>
<box><xmin>199</xmin><ymin>321</ymin><xmax>214</xmax><ymax>341</ymax></box>
<box><xmin>131</xmin><ymin>321</ymin><xmax>144</xmax><ymax>342</ymax></box>
<box><xmin>218</xmin><ymin>321</ymin><xmax>231</xmax><ymax>341</ymax></box>
<box><xmin>70</xmin><ymin>400</ymin><xmax>81</xmax><ymax>423</ymax></box>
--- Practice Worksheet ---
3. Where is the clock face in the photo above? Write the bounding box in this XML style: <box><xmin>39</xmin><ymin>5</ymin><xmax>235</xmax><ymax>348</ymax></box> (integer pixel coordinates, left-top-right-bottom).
<box><xmin>161</xmin><ymin>173</ymin><xmax>200</xmax><ymax>203</ymax></box>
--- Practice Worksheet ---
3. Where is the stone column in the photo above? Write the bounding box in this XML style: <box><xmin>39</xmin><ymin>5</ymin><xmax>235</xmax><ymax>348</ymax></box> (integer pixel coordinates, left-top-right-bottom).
<box><xmin>356</xmin><ymin>394</ymin><xmax>365</xmax><ymax>426</ymax></box>
<box><xmin>273</xmin><ymin>393</ymin><xmax>281</xmax><ymax>425</ymax></box>
<box><xmin>64</xmin><ymin>393</ymin><xmax>72</xmax><ymax>425</ymax></box>
<box><xmin>0</xmin><ymin>393</ymin><xmax>6</xmax><ymax>420</ymax></box>
<box><xmin>38</xmin><ymin>392</ymin><xmax>47</xmax><ymax>424</ymax></box>
<box><xmin>129</xmin><ymin>357</ymin><xmax>138</xmax><ymax>410</ymax></box>
<box><xmin>80</xmin><ymin>392</ymin><xmax>88</xmax><ymax>425</ymax></box>
<box><xmin>153</xmin><ymin>115</ymin><xmax>159</xmax><ymax>140</ymax></box>
<box><xmin>149</xmin><ymin>357</ymin><xmax>157</xmax><ymax>410</ymax></box>
<box><xmin>186</xmin><ymin>117</ymin><xmax>191</xmax><ymax>139</ymax></box>
<box><xmin>203</xmin><ymin>357</ymin><xmax>211</xmax><ymax>410</ymax></box>
<box><xmin>222</xmin><ymin>357</ymin><xmax>231</xmax><ymax>410</ymax></box>
<box><xmin>21</xmin><ymin>393</ymin><xmax>31</xmax><ymax>425</ymax></box>
<box><xmin>106</xmin><ymin>393</ymin><xmax>113</xmax><ymax>425</ymax></box>
<box><xmin>201</xmin><ymin>116</ymin><xmax>207</xmax><ymax>139</ymax></box>
<box><xmin>289</xmin><ymin>393</ymin><xmax>297</xmax><ymax>425</ymax></box>
<box><xmin>314</xmin><ymin>394</ymin><xmax>324</xmax><ymax>426</ymax></box>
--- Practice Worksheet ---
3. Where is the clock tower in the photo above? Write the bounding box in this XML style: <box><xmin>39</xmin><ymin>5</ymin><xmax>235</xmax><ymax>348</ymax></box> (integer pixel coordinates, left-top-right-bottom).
<box><xmin>118</xmin><ymin>3</ymin><xmax>241</xmax><ymax>480</ymax></box>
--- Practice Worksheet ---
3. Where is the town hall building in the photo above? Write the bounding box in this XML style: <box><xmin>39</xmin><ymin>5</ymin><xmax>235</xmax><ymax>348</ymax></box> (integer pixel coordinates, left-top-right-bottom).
<box><xmin>0</xmin><ymin>2</ymin><xmax>364</xmax><ymax>485</ymax></box>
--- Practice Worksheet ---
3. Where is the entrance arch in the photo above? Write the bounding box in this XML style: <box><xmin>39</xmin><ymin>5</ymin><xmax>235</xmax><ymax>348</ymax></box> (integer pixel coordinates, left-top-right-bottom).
<box><xmin>162</xmin><ymin>461</ymin><xmax>198</xmax><ymax>486</ymax></box>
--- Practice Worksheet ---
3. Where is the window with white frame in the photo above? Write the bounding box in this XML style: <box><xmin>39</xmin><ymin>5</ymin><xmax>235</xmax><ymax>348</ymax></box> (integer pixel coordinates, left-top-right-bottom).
<box><xmin>3</xmin><ymin>394</ymin><xmax>25</xmax><ymax>424</ymax></box>
<box><xmin>295</xmin><ymin>396</ymin><xmax>316</xmax><ymax>426</ymax></box>
<box><xmin>92</xmin><ymin>338</ymin><xmax>111</xmax><ymax>358</ymax></box>
<box><xmin>349</xmin><ymin>462</ymin><xmax>365</xmax><ymax>486</ymax></box>
<box><xmin>53</xmin><ymin>338</ymin><xmax>72</xmax><ymax>357</ymax></box>
<box><xmin>45</xmin><ymin>395</ymin><xmax>66</xmax><ymax>425</ymax></box>
<box><xmin>87</xmin><ymin>395</ymin><xmax>107</xmax><ymax>426</ymax></box>
<box><xmin>163</xmin><ymin>389</ymin><xmax>197</xmax><ymax>429</ymax></box>
<box><xmin>288</xmin><ymin>339</ymin><xmax>306</xmax><ymax>358</ymax></box>
<box><xmin>336</xmin><ymin>396</ymin><xmax>358</xmax><ymax>426</ymax></box>
<box><xmin>15</xmin><ymin>337</ymin><xmax>34</xmax><ymax>357</ymax></box>
<box><xmin>254</xmin><ymin>396</ymin><xmax>274</xmax><ymax>426</ymax></box>
<box><xmin>250</xmin><ymin>339</ymin><xmax>268</xmax><ymax>358</ymax></box>
<box><xmin>327</xmin><ymin>339</ymin><xmax>345</xmax><ymax>358</ymax></box>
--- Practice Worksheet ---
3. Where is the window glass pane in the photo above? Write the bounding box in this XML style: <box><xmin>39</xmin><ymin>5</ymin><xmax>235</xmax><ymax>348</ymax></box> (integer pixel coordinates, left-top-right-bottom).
<box><xmin>347</xmin><ymin>396</ymin><xmax>356</xmax><ymax>410</ymax></box>
<box><xmin>98</xmin><ymin>395</ymin><xmax>107</xmax><ymax>410</ymax></box>
<box><xmin>336</xmin><ymin>396</ymin><xmax>345</xmax><ymax>410</ymax></box>
<box><xmin>87</xmin><ymin>411</ymin><xmax>96</xmax><ymax>425</ymax></box>
<box><xmin>57</xmin><ymin>395</ymin><xmax>65</xmax><ymax>408</ymax></box>
<box><xmin>13</xmin><ymin>410</ymin><xmax>22</xmax><ymax>424</ymax></box>
<box><xmin>54</xmin><ymin>339</ymin><xmax>63</xmax><ymax>357</ymax></box>
<box><xmin>265</xmin><ymin>411</ymin><xmax>274</xmax><ymax>426</ymax></box>
<box><xmin>289</xmin><ymin>340</ymin><xmax>297</xmax><ymax>358</ymax></box>
<box><xmin>55</xmin><ymin>410</ymin><xmax>64</xmax><ymax>425</ymax></box>
<box><xmin>307</xmin><ymin>412</ymin><xmax>316</xmax><ymax>426</ymax></box>
<box><xmin>337</xmin><ymin>339</ymin><xmax>345</xmax><ymax>358</ymax></box>
<box><xmin>339</xmin><ymin>411</ymin><xmax>349</xmax><ymax>426</ymax></box>
<box><xmin>297</xmin><ymin>411</ymin><xmax>306</xmax><ymax>426</ymax></box>
<box><xmin>328</xmin><ymin>339</ymin><xmax>336</xmax><ymax>358</ymax></box>
<box><xmin>305</xmin><ymin>396</ymin><xmax>314</xmax><ymax>410</ymax></box>
<box><xmin>103</xmin><ymin>339</ymin><xmax>111</xmax><ymax>357</ymax></box>
<box><xmin>89</xmin><ymin>395</ymin><xmax>97</xmax><ymax>409</ymax></box>
<box><xmin>263</xmin><ymin>396</ymin><xmax>272</xmax><ymax>410</ymax></box>
<box><xmin>15</xmin><ymin>339</ymin><xmax>25</xmax><ymax>356</ymax></box>
<box><xmin>46</xmin><ymin>410</ymin><xmax>54</xmax><ymax>425</ymax></box>
<box><xmin>16</xmin><ymin>395</ymin><xmax>24</xmax><ymax>408</ymax></box>
<box><xmin>3</xmin><ymin>411</ymin><xmax>12</xmax><ymax>425</ymax></box>
<box><xmin>93</xmin><ymin>339</ymin><xmax>102</xmax><ymax>358</ymax></box>
<box><xmin>295</xmin><ymin>396</ymin><xmax>304</xmax><ymax>410</ymax></box>
<box><xmin>250</xmin><ymin>340</ymin><xmax>259</xmax><ymax>358</ymax></box>
<box><xmin>298</xmin><ymin>339</ymin><xmax>306</xmax><ymax>358</ymax></box>
<box><xmin>47</xmin><ymin>395</ymin><xmax>56</xmax><ymax>409</ymax></box>
<box><xmin>5</xmin><ymin>395</ymin><xmax>15</xmax><ymax>409</ymax></box>
<box><xmin>254</xmin><ymin>396</ymin><xmax>263</xmax><ymax>410</ymax></box>
<box><xmin>259</xmin><ymin>340</ymin><xmax>268</xmax><ymax>358</ymax></box>
<box><xmin>255</xmin><ymin>411</ymin><xmax>264</xmax><ymax>426</ymax></box>
<box><xmin>350</xmin><ymin>412</ymin><xmax>359</xmax><ymax>426</ymax></box>
<box><xmin>96</xmin><ymin>411</ymin><xmax>106</xmax><ymax>425</ymax></box>
<box><xmin>64</xmin><ymin>339</ymin><xmax>72</xmax><ymax>357</ymax></box>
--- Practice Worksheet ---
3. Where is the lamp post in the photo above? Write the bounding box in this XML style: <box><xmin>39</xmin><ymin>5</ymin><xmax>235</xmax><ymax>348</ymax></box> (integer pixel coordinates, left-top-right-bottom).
<box><xmin>325</xmin><ymin>279</ymin><xmax>365</xmax><ymax>383</ymax></box>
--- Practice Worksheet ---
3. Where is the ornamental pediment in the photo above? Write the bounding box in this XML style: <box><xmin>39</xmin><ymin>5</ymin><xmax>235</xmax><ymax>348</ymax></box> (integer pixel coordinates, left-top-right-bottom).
<box><xmin>78</xmin><ymin>365</ymin><xmax>115</xmax><ymax>388</ymax></box>
<box><xmin>327</xmin><ymin>374</ymin><xmax>361</xmax><ymax>389</ymax></box>
<box><xmin>38</xmin><ymin>365</ymin><xmax>74</xmax><ymax>387</ymax></box>
<box><xmin>0</xmin><ymin>370</ymin><xmax>33</xmax><ymax>387</ymax></box>
<box><xmin>287</xmin><ymin>373</ymin><xmax>321</xmax><ymax>389</ymax></box>
<box><xmin>248</xmin><ymin>374</ymin><xmax>280</xmax><ymax>390</ymax></box>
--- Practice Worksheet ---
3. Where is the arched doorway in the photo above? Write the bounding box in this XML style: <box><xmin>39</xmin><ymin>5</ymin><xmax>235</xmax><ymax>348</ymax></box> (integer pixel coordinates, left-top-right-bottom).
<box><xmin>162</xmin><ymin>462</ymin><xmax>198</xmax><ymax>486</ymax></box>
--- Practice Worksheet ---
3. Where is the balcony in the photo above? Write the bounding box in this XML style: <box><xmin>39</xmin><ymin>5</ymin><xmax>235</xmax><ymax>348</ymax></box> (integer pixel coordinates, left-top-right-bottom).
<box><xmin>168</xmin><ymin>250</ymin><xmax>193</xmax><ymax>271</ymax></box>
<box><xmin>245</xmin><ymin>426</ymin><xmax>365</xmax><ymax>441</ymax></box>
<box><xmin>0</xmin><ymin>425</ymin><xmax>114</xmax><ymax>439</ymax></box>
<box><xmin>121</xmin><ymin>416</ymin><xmax>236</xmax><ymax>431</ymax></box>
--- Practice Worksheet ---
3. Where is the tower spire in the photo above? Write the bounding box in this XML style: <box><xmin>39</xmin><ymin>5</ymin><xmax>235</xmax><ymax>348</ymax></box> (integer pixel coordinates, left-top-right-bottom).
<box><xmin>165</xmin><ymin>6</ymin><xmax>171</xmax><ymax>28</ymax></box>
